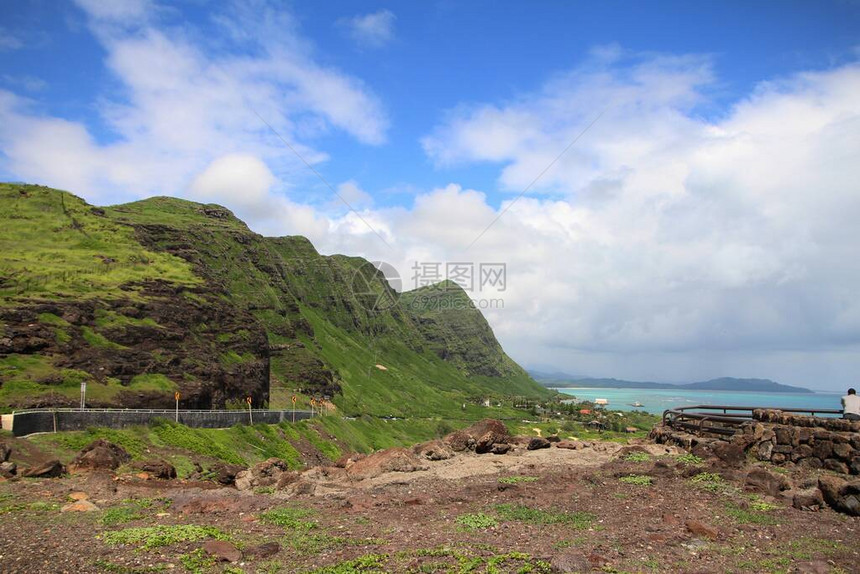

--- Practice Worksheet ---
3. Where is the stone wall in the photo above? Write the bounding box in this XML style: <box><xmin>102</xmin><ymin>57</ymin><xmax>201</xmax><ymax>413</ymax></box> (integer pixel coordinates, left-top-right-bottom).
<box><xmin>6</xmin><ymin>409</ymin><xmax>314</xmax><ymax>437</ymax></box>
<box><xmin>651</xmin><ymin>409</ymin><xmax>860</xmax><ymax>476</ymax></box>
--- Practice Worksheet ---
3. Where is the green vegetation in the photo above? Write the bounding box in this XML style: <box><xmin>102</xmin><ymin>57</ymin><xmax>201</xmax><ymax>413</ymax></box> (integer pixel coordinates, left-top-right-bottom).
<box><xmin>259</xmin><ymin>506</ymin><xmax>317</xmax><ymax>530</ymax></box>
<box><xmin>689</xmin><ymin>472</ymin><xmax>730</xmax><ymax>493</ymax></box>
<box><xmin>622</xmin><ymin>452</ymin><xmax>650</xmax><ymax>463</ymax></box>
<box><xmin>676</xmin><ymin>453</ymin><xmax>704</xmax><ymax>465</ymax></box>
<box><xmin>178</xmin><ymin>549</ymin><xmax>216</xmax><ymax>574</ymax></box>
<box><xmin>498</xmin><ymin>475</ymin><xmax>539</xmax><ymax>484</ymax></box>
<box><xmin>455</xmin><ymin>512</ymin><xmax>499</xmax><ymax>531</ymax></box>
<box><xmin>99</xmin><ymin>525</ymin><xmax>229</xmax><ymax>549</ymax></box>
<box><xmin>306</xmin><ymin>548</ymin><xmax>554</xmax><ymax>574</ymax></box>
<box><xmin>100</xmin><ymin>506</ymin><xmax>145</xmax><ymax>526</ymax></box>
<box><xmin>494</xmin><ymin>504</ymin><xmax>595</xmax><ymax>529</ymax></box>
<box><xmin>619</xmin><ymin>474</ymin><xmax>652</xmax><ymax>486</ymax></box>
<box><xmin>725</xmin><ymin>502</ymin><xmax>779</xmax><ymax>525</ymax></box>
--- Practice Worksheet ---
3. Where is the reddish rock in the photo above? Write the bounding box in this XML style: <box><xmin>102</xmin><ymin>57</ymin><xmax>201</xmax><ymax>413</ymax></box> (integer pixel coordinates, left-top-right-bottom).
<box><xmin>823</xmin><ymin>459</ymin><xmax>850</xmax><ymax>475</ymax></box>
<box><xmin>209</xmin><ymin>463</ymin><xmax>245</xmax><ymax>485</ymax></box>
<box><xmin>685</xmin><ymin>519</ymin><xmax>719</xmax><ymax>540</ymax></box>
<box><xmin>203</xmin><ymin>540</ymin><xmax>242</xmax><ymax>562</ymax></box>
<box><xmin>134</xmin><ymin>460</ymin><xmax>176</xmax><ymax>480</ymax></box>
<box><xmin>712</xmin><ymin>442</ymin><xmax>746</xmax><ymax>467</ymax></box>
<box><xmin>235</xmin><ymin>458</ymin><xmax>291</xmax><ymax>491</ymax></box>
<box><xmin>490</xmin><ymin>443</ymin><xmax>511</xmax><ymax>455</ymax></box>
<box><xmin>791</xmin><ymin>488</ymin><xmax>824</xmax><ymax>511</ymax></box>
<box><xmin>22</xmin><ymin>459</ymin><xmax>65</xmax><ymax>478</ymax></box>
<box><xmin>744</xmin><ymin>467</ymin><xmax>791</xmax><ymax>496</ymax></box>
<box><xmin>444</xmin><ymin>419</ymin><xmax>511</xmax><ymax>452</ymax></box>
<box><xmin>71</xmin><ymin>439</ymin><xmax>131</xmax><ymax>472</ymax></box>
<box><xmin>61</xmin><ymin>500</ymin><xmax>100</xmax><ymax>512</ymax></box>
<box><xmin>346</xmin><ymin>447</ymin><xmax>428</xmax><ymax>480</ymax></box>
<box><xmin>527</xmin><ymin>437</ymin><xmax>551</xmax><ymax>451</ymax></box>
<box><xmin>413</xmin><ymin>440</ymin><xmax>454</xmax><ymax>461</ymax></box>
<box><xmin>555</xmin><ymin>440</ymin><xmax>582</xmax><ymax>450</ymax></box>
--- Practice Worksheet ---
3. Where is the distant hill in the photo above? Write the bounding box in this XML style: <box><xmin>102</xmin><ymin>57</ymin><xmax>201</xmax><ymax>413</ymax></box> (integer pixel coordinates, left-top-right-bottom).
<box><xmin>530</xmin><ymin>372</ymin><xmax>813</xmax><ymax>394</ymax></box>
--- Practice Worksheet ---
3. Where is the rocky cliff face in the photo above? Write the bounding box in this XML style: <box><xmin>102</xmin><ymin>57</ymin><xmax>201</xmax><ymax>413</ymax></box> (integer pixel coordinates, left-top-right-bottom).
<box><xmin>0</xmin><ymin>183</ymin><xmax>547</xmax><ymax>414</ymax></box>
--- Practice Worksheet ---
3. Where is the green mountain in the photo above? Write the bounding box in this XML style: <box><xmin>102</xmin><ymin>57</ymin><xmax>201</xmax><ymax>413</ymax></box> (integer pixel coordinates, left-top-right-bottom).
<box><xmin>0</xmin><ymin>183</ymin><xmax>548</xmax><ymax>415</ymax></box>
<box><xmin>532</xmin><ymin>372</ymin><xmax>812</xmax><ymax>394</ymax></box>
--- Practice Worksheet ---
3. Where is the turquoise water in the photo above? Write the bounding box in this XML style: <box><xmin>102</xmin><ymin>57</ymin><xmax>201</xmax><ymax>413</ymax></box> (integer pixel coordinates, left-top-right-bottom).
<box><xmin>555</xmin><ymin>387</ymin><xmax>844</xmax><ymax>416</ymax></box>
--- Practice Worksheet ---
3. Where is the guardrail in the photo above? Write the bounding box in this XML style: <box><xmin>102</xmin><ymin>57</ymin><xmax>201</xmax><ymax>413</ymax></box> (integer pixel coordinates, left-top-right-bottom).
<box><xmin>2</xmin><ymin>408</ymin><xmax>317</xmax><ymax>437</ymax></box>
<box><xmin>661</xmin><ymin>405</ymin><xmax>844</xmax><ymax>436</ymax></box>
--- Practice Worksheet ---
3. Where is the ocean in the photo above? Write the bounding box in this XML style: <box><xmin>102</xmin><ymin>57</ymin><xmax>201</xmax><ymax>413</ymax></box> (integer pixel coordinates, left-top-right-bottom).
<box><xmin>555</xmin><ymin>387</ymin><xmax>845</xmax><ymax>416</ymax></box>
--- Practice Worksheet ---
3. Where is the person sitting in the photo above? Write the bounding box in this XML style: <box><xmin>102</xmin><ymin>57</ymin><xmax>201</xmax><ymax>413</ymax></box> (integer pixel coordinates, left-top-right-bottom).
<box><xmin>841</xmin><ymin>388</ymin><xmax>860</xmax><ymax>421</ymax></box>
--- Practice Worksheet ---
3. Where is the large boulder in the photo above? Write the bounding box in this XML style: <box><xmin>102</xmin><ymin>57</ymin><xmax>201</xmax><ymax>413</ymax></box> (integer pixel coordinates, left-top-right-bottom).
<box><xmin>235</xmin><ymin>458</ymin><xmax>292</xmax><ymax>491</ymax></box>
<box><xmin>412</xmin><ymin>440</ymin><xmax>454</xmax><ymax>461</ymax></box>
<box><xmin>527</xmin><ymin>437</ymin><xmax>551</xmax><ymax>451</ymax></box>
<box><xmin>444</xmin><ymin>419</ymin><xmax>511</xmax><ymax>453</ymax></box>
<box><xmin>0</xmin><ymin>442</ymin><xmax>10</xmax><ymax>462</ymax></box>
<box><xmin>744</xmin><ymin>467</ymin><xmax>791</xmax><ymax>496</ymax></box>
<box><xmin>819</xmin><ymin>475</ymin><xmax>860</xmax><ymax>516</ymax></box>
<box><xmin>22</xmin><ymin>459</ymin><xmax>65</xmax><ymax>478</ymax></box>
<box><xmin>345</xmin><ymin>447</ymin><xmax>428</xmax><ymax>480</ymax></box>
<box><xmin>70</xmin><ymin>439</ymin><xmax>131</xmax><ymax>471</ymax></box>
<box><xmin>209</xmin><ymin>463</ymin><xmax>245</xmax><ymax>486</ymax></box>
<box><xmin>134</xmin><ymin>460</ymin><xmax>177</xmax><ymax>480</ymax></box>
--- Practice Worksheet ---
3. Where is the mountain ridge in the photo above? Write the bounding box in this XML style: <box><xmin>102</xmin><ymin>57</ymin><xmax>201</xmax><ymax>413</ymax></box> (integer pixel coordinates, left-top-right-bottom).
<box><xmin>0</xmin><ymin>183</ymin><xmax>549</xmax><ymax>415</ymax></box>
<box><xmin>530</xmin><ymin>371</ymin><xmax>814</xmax><ymax>393</ymax></box>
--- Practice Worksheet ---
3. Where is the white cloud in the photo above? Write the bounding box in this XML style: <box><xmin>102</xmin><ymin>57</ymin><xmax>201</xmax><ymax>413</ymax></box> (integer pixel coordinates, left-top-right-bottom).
<box><xmin>336</xmin><ymin>180</ymin><xmax>373</xmax><ymax>208</ymax></box>
<box><xmin>0</xmin><ymin>1</ymin><xmax>388</xmax><ymax>202</ymax></box>
<box><xmin>341</xmin><ymin>10</ymin><xmax>396</xmax><ymax>49</ymax></box>
<box><xmin>307</xmin><ymin>57</ymin><xmax>860</xmax><ymax>389</ymax></box>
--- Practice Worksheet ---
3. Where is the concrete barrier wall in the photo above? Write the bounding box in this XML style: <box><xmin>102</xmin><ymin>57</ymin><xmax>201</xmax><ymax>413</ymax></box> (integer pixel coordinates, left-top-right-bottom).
<box><xmin>8</xmin><ymin>409</ymin><xmax>315</xmax><ymax>437</ymax></box>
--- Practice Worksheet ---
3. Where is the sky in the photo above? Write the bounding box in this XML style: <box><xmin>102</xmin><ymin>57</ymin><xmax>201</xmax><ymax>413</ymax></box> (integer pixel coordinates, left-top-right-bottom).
<box><xmin>1</xmin><ymin>1</ymin><xmax>859</xmax><ymax>391</ymax></box>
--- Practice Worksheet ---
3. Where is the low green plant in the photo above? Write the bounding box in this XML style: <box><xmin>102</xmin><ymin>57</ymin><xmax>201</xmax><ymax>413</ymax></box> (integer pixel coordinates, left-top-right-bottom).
<box><xmin>619</xmin><ymin>474</ymin><xmax>652</xmax><ymax>486</ymax></box>
<box><xmin>100</xmin><ymin>506</ymin><xmax>145</xmax><ymax>526</ymax></box>
<box><xmin>494</xmin><ymin>504</ymin><xmax>595</xmax><ymax>529</ymax></box>
<box><xmin>676</xmin><ymin>453</ymin><xmax>704</xmax><ymax>465</ymax></box>
<box><xmin>498</xmin><ymin>475</ymin><xmax>539</xmax><ymax>484</ymax></box>
<box><xmin>623</xmin><ymin>452</ymin><xmax>650</xmax><ymax>463</ymax></box>
<box><xmin>179</xmin><ymin>549</ymin><xmax>216</xmax><ymax>574</ymax></box>
<box><xmin>100</xmin><ymin>525</ymin><xmax>229</xmax><ymax>549</ymax></box>
<box><xmin>258</xmin><ymin>506</ymin><xmax>317</xmax><ymax>530</ymax></box>
<box><xmin>689</xmin><ymin>472</ymin><xmax>727</xmax><ymax>493</ymax></box>
<box><xmin>455</xmin><ymin>512</ymin><xmax>498</xmax><ymax>531</ymax></box>
<box><xmin>306</xmin><ymin>553</ymin><xmax>389</xmax><ymax>573</ymax></box>
<box><xmin>724</xmin><ymin>503</ymin><xmax>778</xmax><ymax>525</ymax></box>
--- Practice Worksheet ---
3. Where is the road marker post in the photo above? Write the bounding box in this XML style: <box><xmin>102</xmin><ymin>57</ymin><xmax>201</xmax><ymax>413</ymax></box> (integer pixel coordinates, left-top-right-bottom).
<box><xmin>247</xmin><ymin>396</ymin><xmax>253</xmax><ymax>425</ymax></box>
<box><xmin>174</xmin><ymin>392</ymin><xmax>180</xmax><ymax>422</ymax></box>
<box><xmin>291</xmin><ymin>395</ymin><xmax>297</xmax><ymax>423</ymax></box>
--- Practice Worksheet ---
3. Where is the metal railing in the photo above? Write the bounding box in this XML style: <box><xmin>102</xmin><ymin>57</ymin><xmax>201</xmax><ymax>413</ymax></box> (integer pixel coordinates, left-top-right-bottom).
<box><xmin>661</xmin><ymin>404</ymin><xmax>844</xmax><ymax>436</ymax></box>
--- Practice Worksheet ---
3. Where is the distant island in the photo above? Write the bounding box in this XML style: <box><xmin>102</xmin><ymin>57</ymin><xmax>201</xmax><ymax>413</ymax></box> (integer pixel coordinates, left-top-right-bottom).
<box><xmin>530</xmin><ymin>372</ymin><xmax>814</xmax><ymax>394</ymax></box>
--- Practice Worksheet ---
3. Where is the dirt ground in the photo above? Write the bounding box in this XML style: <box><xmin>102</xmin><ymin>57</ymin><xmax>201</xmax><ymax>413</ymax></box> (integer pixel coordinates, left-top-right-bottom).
<box><xmin>0</xmin><ymin>439</ymin><xmax>858</xmax><ymax>573</ymax></box>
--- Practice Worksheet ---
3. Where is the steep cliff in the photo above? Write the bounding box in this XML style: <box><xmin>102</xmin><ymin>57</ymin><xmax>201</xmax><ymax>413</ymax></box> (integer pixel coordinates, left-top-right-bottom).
<box><xmin>0</xmin><ymin>183</ymin><xmax>549</xmax><ymax>415</ymax></box>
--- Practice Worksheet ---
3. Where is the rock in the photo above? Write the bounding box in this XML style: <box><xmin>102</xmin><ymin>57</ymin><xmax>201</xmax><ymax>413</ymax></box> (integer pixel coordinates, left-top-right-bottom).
<box><xmin>22</xmin><ymin>459</ymin><xmax>65</xmax><ymax>478</ymax></box>
<box><xmin>791</xmin><ymin>488</ymin><xmax>824</xmax><ymax>511</ymax></box>
<box><xmin>246</xmin><ymin>541</ymin><xmax>280</xmax><ymax>559</ymax></box>
<box><xmin>712</xmin><ymin>442</ymin><xmax>746</xmax><ymax>467</ymax></box>
<box><xmin>851</xmin><ymin>457</ymin><xmax>860</xmax><ymax>475</ymax></box>
<box><xmin>134</xmin><ymin>460</ymin><xmax>176</xmax><ymax>479</ymax></box>
<box><xmin>0</xmin><ymin>461</ymin><xmax>16</xmax><ymax>477</ymax></box>
<box><xmin>61</xmin><ymin>500</ymin><xmax>100</xmax><ymax>512</ymax></box>
<box><xmin>527</xmin><ymin>437</ymin><xmax>551</xmax><ymax>451</ymax></box>
<box><xmin>413</xmin><ymin>440</ymin><xmax>454</xmax><ymax>461</ymax></box>
<box><xmin>490</xmin><ymin>443</ymin><xmax>511</xmax><ymax>455</ymax></box>
<box><xmin>555</xmin><ymin>440</ymin><xmax>581</xmax><ymax>450</ymax></box>
<box><xmin>475</xmin><ymin>431</ymin><xmax>508</xmax><ymax>454</ymax></box>
<box><xmin>334</xmin><ymin>453</ymin><xmax>365</xmax><ymax>468</ymax></box>
<box><xmin>209</xmin><ymin>463</ymin><xmax>245</xmax><ymax>485</ymax></box>
<box><xmin>833</xmin><ymin>442</ymin><xmax>854</xmax><ymax>460</ymax></box>
<box><xmin>823</xmin><ymin>459</ymin><xmax>849</xmax><ymax>475</ymax></box>
<box><xmin>791</xmin><ymin>444</ymin><xmax>814</xmax><ymax>462</ymax></box>
<box><xmin>444</xmin><ymin>419</ymin><xmax>511</xmax><ymax>452</ymax></box>
<box><xmin>546</xmin><ymin>435</ymin><xmax>561</xmax><ymax>443</ymax></box>
<box><xmin>0</xmin><ymin>442</ymin><xmax>10</xmax><ymax>462</ymax></box>
<box><xmin>771</xmin><ymin>453</ymin><xmax>787</xmax><ymax>465</ymax></box>
<box><xmin>774</xmin><ymin>426</ymin><xmax>792</xmax><ymax>445</ymax></box>
<box><xmin>345</xmin><ymin>448</ymin><xmax>428</xmax><ymax>480</ymax></box>
<box><xmin>235</xmin><ymin>458</ymin><xmax>291</xmax><ymax>491</ymax></box>
<box><xmin>684</xmin><ymin>519</ymin><xmax>719</xmax><ymax>540</ymax></box>
<box><xmin>68</xmin><ymin>491</ymin><xmax>89</xmax><ymax>501</ymax></box>
<box><xmin>813</xmin><ymin>440</ymin><xmax>833</xmax><ymax>460</ymax></box>
<box><xmin>203</xmin><ymin>540</ymin><xmax>242</xmax><ymax>563</ymax></box>
<box><xmin>70</xmin><ymin>439</ymin><xmax>131</xmax><ymax>471</ymax></box>
<box><xmin>818</xmin><ymin>475</ymin><xmax>860</xmax><ymax>516</ymax></box>
<box><xmin>744</xmin><ymin>467</ymin><xmax>791</xmax><ymax>496</ymax></box>
<box><xmin>756</xmin><ymin>441</ymin><xmax>774</xmax><ymax>461</ymax></box>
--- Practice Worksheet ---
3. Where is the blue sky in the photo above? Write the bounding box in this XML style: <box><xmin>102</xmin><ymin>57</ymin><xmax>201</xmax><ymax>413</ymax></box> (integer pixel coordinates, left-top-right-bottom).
<box><xmin>1</xmin><ymin>1</ymin><xmax>859</xmax><ymax>389</ymax></box>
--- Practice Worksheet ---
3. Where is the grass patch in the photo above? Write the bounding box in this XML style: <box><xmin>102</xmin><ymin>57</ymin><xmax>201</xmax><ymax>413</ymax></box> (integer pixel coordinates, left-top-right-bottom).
<box><xmin>725</xmin><ymin>503</ymin><xmax>779</xmax><ymax>525</ymax></box>
<box><xmin>179</xmin><ymin>549</ymin><xmax>216</xmax><ymax>574</ymax></box>
<box><xmin>305</xmin><ymin>553</ymin><xmax>389</xmax><ymax>574</ymax></box>
<box><xmin>455</xmin><ymin>512</ymin><xmax>498</xmax><ymax>531</ymax></box>
<box><xmin>498</xmin><ymin>475</ymin><xmax>539</xmax><ymax>485</ymax></box>
<box><xmin>676</xmin><ymin>453</ymin><xmax>704</xmax><ymax>465</ymax></box>
<box><xmin>494</xmin><ymin>504</ymin><xmax>595</xmax><ymax>529</ymax></box>
<box><xmin>100</xmin><ymin>525</ymin><xmax>229</xmax><ymax>550</ymax></box>
<box><xmin>258</xmin><ymin>506</ymin><xmax>317</xmax><ymax>530</ymax></box>
<box><xmin>100</xmin><ymin>506</ymin><xmax>145</xmax><ymax>526</ymax></box>
<box><xmin>689</xmin><ymin>472</ymin><xmax>729</xmax><ymax>493</ymax></box>
<box><xmin>623</xmin><ymin>452</ymin><xmax>650</xmax><ymax>463</ymax></box>
<box><xmin>619</xmin><ymin>474</ymin><xmax>652</xmax><ymax>486</ymax></box>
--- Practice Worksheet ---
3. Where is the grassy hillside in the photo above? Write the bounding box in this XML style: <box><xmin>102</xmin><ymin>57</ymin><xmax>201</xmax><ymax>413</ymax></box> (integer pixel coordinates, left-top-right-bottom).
<box><xmin>0</xmin><ymin>183</ymin><xmax>550</xmax><ymax>415</ymax></box>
